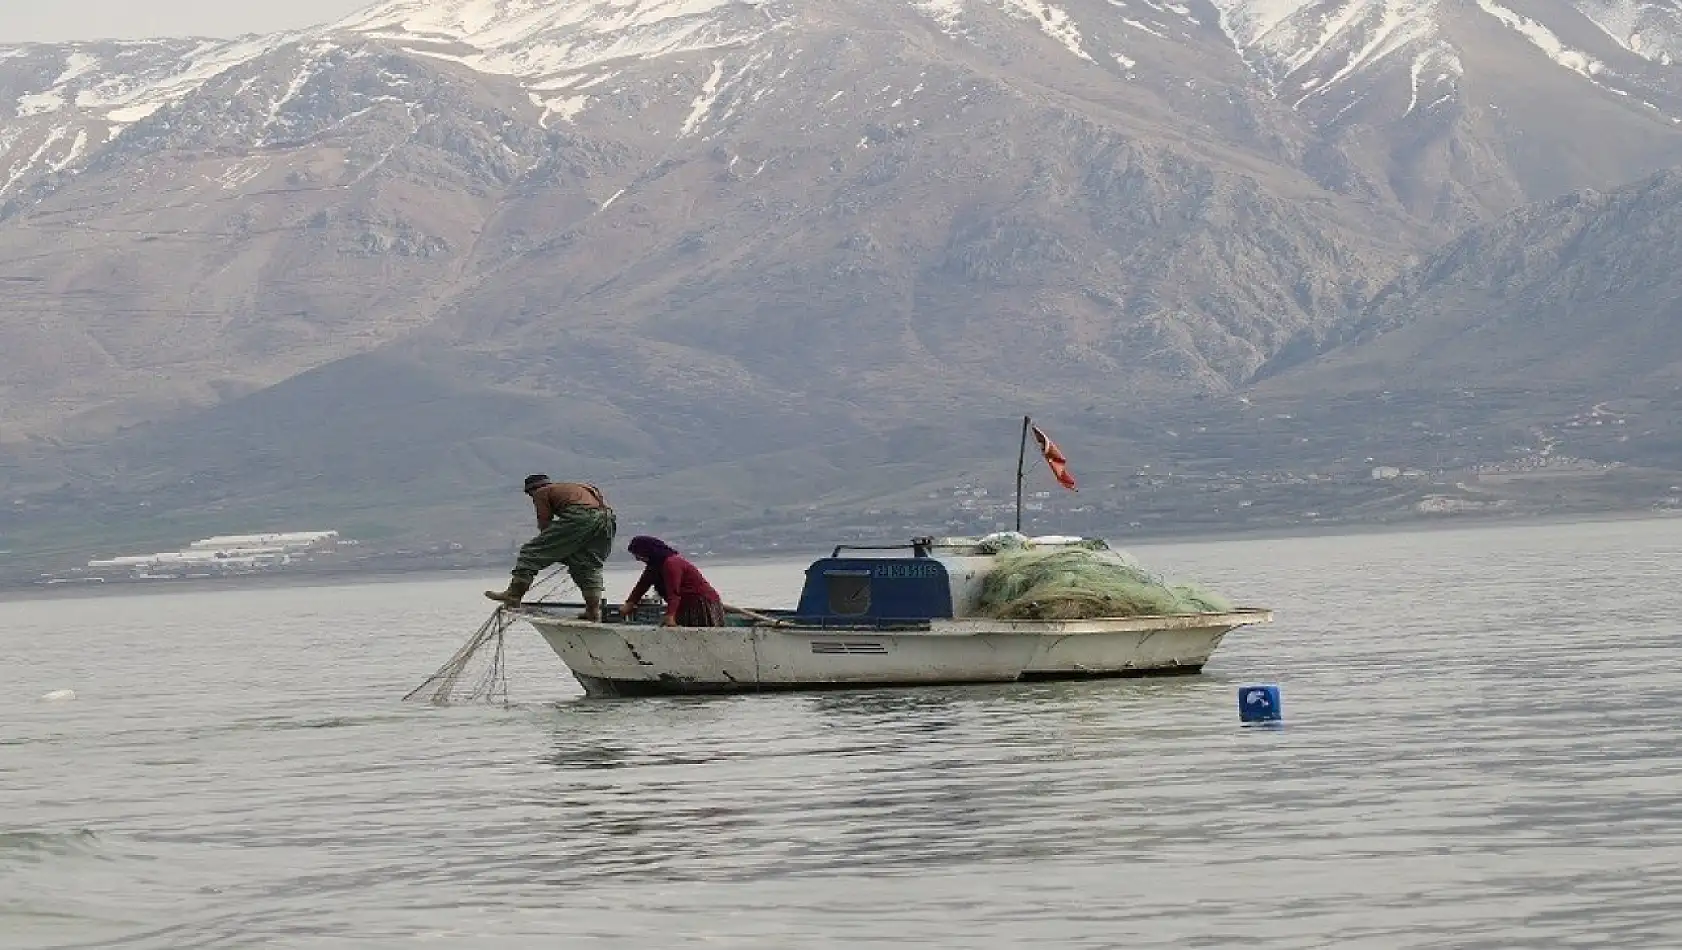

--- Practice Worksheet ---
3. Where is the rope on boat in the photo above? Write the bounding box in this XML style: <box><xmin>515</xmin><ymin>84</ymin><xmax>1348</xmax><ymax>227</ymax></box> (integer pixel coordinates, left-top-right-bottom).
<box><xmin>723</xmin><ymin>604</ymin><xmax>789</xmax><ymax>626</ymax></box>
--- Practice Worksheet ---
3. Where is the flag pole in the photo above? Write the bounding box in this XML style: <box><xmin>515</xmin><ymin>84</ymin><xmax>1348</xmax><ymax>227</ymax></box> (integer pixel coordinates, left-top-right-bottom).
<box><xmin>1014</xmin><ymin>415</ymin><xmax>1030</xmax><ymax>533</ymax></box>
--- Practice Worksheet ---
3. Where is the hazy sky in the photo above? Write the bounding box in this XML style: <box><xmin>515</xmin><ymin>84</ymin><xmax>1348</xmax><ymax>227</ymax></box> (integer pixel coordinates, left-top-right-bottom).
<box><xmin>0</xmin><ymin>1</ymin><xmax>369</xmax><ymax>43</ymax></box>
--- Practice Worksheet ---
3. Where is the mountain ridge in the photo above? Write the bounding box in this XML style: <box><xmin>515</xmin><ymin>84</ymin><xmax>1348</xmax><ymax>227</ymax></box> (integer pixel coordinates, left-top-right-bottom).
<box><xmin>7</xmin><ymin>0</ymin><xmax>1682</xmax><ymax>560</ymax></box>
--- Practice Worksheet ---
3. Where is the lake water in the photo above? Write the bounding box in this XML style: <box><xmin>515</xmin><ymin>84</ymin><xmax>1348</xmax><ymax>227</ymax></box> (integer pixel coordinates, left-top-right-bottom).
<box><xmin>6</xmin><ymin>519</ymin><xmax>1682</xmax><ymax>948</ymax></box>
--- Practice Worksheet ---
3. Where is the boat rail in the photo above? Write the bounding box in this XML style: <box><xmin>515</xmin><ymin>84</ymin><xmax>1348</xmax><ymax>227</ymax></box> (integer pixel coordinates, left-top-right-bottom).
<box><xmin>516</xmin><ymin>602</ymin><xmax>1272</xmax><ymax>631</ymax></box>
<box><xmin>829</xmin><ymin>537</ymin><xmax>936</xmax><ymax>558</ymax></box>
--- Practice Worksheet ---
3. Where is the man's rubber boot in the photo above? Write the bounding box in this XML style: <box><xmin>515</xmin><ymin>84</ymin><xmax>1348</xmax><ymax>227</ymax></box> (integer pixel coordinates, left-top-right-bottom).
<box><xmin>484</xmin><ymin>577</ymin><xmax>531</xmax><ymax>606</ymax></box>
<box><xmin>578</xmin><ymin>595</ymin><xmax>603</xmax><ymax>623</ymax></box>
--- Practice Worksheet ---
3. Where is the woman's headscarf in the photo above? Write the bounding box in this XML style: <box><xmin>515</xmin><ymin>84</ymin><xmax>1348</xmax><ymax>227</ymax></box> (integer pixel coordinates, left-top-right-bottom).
<box><xmin>628</xmin><ymin>536</ymin><xmax>681</xmax><ymax>596</ymax></box>
<box><xmin>628</xmin><ymin>535</ymin><xmax>679</xmax><ymax>562</ymax></box>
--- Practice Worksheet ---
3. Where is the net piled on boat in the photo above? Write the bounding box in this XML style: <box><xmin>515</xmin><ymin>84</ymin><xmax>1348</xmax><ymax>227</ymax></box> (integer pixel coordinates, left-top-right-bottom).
<box><xmin>972</xmin><ymin>538</ymin><xmax>1231</xmax><ymax>621</ymax></box>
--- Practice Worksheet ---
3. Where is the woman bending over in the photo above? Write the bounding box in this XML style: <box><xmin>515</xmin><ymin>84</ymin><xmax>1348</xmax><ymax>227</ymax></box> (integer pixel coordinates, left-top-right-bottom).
<box><xmin>622</xmin><ymin>536</ymin><xmax>725</xmax><ymax>627</ymax></box>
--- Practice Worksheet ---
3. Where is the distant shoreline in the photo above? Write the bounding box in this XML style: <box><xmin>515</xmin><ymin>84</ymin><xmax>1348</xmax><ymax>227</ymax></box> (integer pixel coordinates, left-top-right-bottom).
<box><xmin>5</xmin><ymin>508</ymin><xmax>1680</xmax><ymax>604</ymax></box>
<box><xmin>1114</xmin><ymin>506</ymin><xmax>1682</xmax><ymax>548</ymax></box>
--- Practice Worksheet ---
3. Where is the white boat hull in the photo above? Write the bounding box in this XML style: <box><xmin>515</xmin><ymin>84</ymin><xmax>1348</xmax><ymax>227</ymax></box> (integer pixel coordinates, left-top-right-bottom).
<box><xmin>516</xmin><ymin>609</ymin><xmax>1271</xmax><ymax>697</ymax></box>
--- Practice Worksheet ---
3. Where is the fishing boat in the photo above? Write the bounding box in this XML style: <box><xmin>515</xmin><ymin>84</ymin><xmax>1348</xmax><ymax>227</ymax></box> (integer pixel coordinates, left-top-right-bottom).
<box><xmin>510</xmin><ymin>535</ymin><xmax>1272</xmax><ymax>697</ymax></box>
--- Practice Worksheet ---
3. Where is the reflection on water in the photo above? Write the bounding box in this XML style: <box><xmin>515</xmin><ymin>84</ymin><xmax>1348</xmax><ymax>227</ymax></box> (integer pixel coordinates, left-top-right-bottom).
<box><xmin>6</xmin><ymin>518</ymin><xmax>1682</xmax><ymax>947</ymax></box>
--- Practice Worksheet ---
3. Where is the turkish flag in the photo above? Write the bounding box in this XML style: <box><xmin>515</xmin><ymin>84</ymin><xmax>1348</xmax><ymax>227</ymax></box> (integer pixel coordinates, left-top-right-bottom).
<box><xmin>1031</xmin><ymin>424</ymin><xmax>1078</xmax><ymax>491</ymax></box>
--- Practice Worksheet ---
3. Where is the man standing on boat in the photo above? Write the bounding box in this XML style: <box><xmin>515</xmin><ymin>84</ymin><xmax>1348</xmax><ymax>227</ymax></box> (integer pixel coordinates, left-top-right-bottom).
<box><xmin>485</xmin><ymin>474</ymin><xmax>617</xmax><ymax>618</ymax></box>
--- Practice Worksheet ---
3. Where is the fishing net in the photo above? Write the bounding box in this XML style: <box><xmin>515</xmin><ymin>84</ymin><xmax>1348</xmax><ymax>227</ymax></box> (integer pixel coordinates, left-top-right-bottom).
<box><xmin>972</xmin><ymin>543</ymin><xmax>1232</xmax><ymax>621</ymax></box>
<box><xmin>403</xmin><ymin>607</ymin><xmax>515</xmax><ymax>706</ymax></box>
<box><xmin>402</xmin><ymin>568</ymin><xmax>574</xmax><ymax>706</ymax></box>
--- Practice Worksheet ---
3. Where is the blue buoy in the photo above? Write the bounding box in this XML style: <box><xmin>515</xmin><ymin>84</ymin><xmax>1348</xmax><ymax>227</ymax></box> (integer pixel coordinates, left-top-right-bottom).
<box><xmin>1238</xmin><ymin>684</ymin><xmax>1282</xmax><ymax>725</ymax></box>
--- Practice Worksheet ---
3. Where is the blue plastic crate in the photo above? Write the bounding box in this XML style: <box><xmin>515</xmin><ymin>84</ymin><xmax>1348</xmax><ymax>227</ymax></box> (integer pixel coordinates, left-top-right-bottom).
<box><xmin>1238</xmin><ymin>684</ymin><xmax>1282</xmax><ymax>724</ymax></box>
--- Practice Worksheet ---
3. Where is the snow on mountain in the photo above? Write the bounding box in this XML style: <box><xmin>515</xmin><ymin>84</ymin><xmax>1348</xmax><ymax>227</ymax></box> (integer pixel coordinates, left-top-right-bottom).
<box><xmin>0</xmin><ymin>35</ymin><xmax>306</xmax><ymax>198</ymax></box>
<box><xmin>0</xmin><ymin>1</ymin><xmax>800</xmax><ymax>192</ymax></box>
<box><xmin>7</xmin><ymin>0</ymin><xmax>1682</xmax><ymax>203</ymax></box>
<box><xmin>1467</xmin><ymin>0</ymin><xmax>1682</xmax><ymax>122</ymax></box>
<box><xmin>0</xmin><ymin>0</ymin><xmax>1177</xmax><ymax>198</ymax></box>
<box><xmin>0</xmin><ymin>35</ymin><xmax>301</xmax><ymax>135</ymax></box>
<box><xmin>335</xmin><ymin>0</ymin><xmax>1135</xmax><ymax>118</ymax></box>
<box><xmin>1209</xmin><ymin>0</ymin><xmax>1456</xmax><ymax>123</ymax></box>
<box><xmin>1210</xmin><ymin>0</ymin><xmax>1682</xmax><ymax>125</ymax></box>
<box><xmin>1577</xmin><ymin>0</ymin><xmax>1682</xmax><ymax>64</ymax></box>
<box><xmin>1478</xmin><ymin>0</ymin><xmax>1610</xmax><ymax>80</ymax></box>
<box><xmin>914</xmin><ymin>0</ymin><xmax>1095</xmax><ymax>61</ymax></box>
<box><xmin>331</xmin><ymin>0</ymin><xmax>791</xmax><ymax>119</ymax></box>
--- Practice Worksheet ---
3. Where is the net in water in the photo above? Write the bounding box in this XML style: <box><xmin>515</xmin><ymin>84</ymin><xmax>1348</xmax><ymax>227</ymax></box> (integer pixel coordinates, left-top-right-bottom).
<box><xmin>402</xmin><ymin>568</ymin><xmax>579</xmax><ymax>706</ymax></box>
<box><xmin>402</xmin><ymin>607</ymin><xmax>514</xmax><ymax>706</ymax></box>
<box><xmin>972</xmin><ymin>542</ymin><xmax>1232</xmax><ymax>621</ymax></box>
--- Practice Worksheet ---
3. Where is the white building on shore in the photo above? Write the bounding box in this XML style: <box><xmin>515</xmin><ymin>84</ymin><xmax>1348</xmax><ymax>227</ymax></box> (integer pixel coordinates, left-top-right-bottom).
<box><xmin>186</xmin><ymin>531</ymin><xmax>339</xmax><ymax>551</ymax></box>
<box><xmin>85</xmin><ymin>530</ymin><xmax>345</xmax><ymax>578</ymax></box>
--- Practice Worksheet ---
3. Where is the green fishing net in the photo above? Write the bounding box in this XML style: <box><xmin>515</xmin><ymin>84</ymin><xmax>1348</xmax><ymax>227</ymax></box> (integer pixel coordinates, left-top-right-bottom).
<box><xmin>972</xmin><ymin>543</ymin><xmax>1232</xmax><ymax>620</ymax></box>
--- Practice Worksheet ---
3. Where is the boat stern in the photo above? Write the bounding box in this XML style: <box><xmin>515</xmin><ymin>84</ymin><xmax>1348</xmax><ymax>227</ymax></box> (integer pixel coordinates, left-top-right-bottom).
<box><xmin>1006</xmin><ymin>608</ymin><xmax>1273</xmax><ymax>678</ymax></box>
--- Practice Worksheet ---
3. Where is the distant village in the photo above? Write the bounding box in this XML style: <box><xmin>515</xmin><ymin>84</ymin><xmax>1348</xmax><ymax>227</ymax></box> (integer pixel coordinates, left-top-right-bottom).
<box><xmin>40</xmin><ymin>530</ymin><xmax>354</xmax><ymax>586</ymax></box>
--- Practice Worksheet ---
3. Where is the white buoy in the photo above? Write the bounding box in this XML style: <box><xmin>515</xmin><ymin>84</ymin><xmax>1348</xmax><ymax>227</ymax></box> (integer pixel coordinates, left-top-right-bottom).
<box><xmin>39</xmin><ymin>689</ymin><xmax>76</xmax><ymax>703</ymax></box>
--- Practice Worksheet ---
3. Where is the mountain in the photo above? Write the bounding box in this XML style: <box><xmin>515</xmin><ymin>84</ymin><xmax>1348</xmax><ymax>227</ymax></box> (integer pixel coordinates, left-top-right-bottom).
<box><xmin>0</xmin><ymin>0</ymin><xmax>1409</xmax><ymax>444</ymax></box>
<box><xmin>9</xmin><ymin>0</ymin><xmax>1682</xmax><ymax>559</ymax></box>
<box><xmin>1256</xmin><ymin>166</ymin><xmax>1682</xmax><ymax>420</ymax></box>
<box><xmin>1216</xmin><ymin>0</ymin><xmax>1682</xmax><ymax>222</ymax></box>
<box><xmin>1227</xmin><ymin>163</ymin><xmax>1682</xmax><ymax>540</ymax></box>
